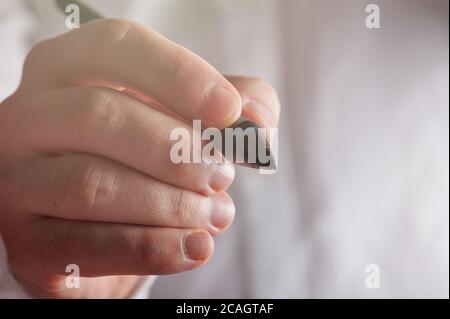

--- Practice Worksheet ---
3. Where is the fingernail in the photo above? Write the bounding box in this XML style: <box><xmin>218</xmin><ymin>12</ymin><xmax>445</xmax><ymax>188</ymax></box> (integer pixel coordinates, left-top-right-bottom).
<box><xmin>244</xmin><ymin>101</ymin><xmax>274</xmax><ymax>128</ymax></box>
<box><xmin>210</xmin><ymin>193</ymin><xmax>235</xmax><ymax>230</ymax></box>
<box><xmin>202</xmin><ymin>85</ymin><xmax>240</xmax><ymax>127</ymax></box>
<box><xmin>209</xmin><ymin>163</ymin><xmax>235</xmax><ymax>192</ymax></box>
<box><xmin>183</xmin><ymin>232</ymin><xmax>214</xmax><ymax>261</ymax></box>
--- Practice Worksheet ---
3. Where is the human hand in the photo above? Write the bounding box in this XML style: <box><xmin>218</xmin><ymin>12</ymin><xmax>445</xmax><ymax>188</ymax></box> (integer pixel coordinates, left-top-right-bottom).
<box><xmin>0</xmin><ymin>19</ymin><xmax>279</xmax><ymax>298</ymax></box>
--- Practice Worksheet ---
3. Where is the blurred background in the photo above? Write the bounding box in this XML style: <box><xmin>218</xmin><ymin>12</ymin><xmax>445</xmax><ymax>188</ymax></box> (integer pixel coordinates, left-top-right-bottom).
<box><xmin>0</xmin><ymin>0</ymin><xmax>448</xmax><ymax>298</ymax></box>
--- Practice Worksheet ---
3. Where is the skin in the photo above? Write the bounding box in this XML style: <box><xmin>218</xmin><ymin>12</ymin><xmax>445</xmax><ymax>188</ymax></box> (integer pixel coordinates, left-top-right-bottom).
<box><xmin>0</xmin><ymin>19</ymin><xmax>280</xmax><ymax>298</ymax></box>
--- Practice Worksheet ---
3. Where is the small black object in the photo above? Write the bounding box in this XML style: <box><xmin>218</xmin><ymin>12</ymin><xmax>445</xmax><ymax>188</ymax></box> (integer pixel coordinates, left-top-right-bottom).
<box><xmin>222</xmin><ymin>118</ymin><xmax>276</xmax><ymax>170</ymax></box>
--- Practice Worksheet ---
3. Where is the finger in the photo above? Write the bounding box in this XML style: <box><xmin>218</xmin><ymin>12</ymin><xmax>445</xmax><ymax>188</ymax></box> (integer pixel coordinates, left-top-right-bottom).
<box><xmin>9</xmin><ymin>154</ymin><xmax>235</xmax><ymax>235</ymax></box>
<box><xmin>7</xmin><ymin>218</ymin><xmax>214</xmax><ymax>286</ymax></box>
<box><xmin>226</xmin><ymin>76</ymin><xmax>281</xmax><ymax>128</ymax></box>
<box><xmin>23</xmin><ymin>19</ymin><xmax>242</xmax><ymax>128</ymax></box>
<box><xmin>15</xmin><ymin>86</ymin><xmax>235</xmax><ymax>195</ymax></box>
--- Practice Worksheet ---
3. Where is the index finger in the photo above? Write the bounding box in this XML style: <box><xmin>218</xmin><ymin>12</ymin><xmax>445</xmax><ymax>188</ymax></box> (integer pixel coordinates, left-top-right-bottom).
<box><xmin>22</xmin><ymin>19</ymin><xmax>242</xmax><ymax>128</ymax></box>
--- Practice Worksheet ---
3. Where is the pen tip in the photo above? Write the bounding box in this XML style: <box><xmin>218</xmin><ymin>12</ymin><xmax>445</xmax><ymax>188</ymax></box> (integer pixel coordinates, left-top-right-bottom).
<box><xmin>221</xmin><ymin>118</ymin><xmax>277</xmax><ymax>171</ymax></box>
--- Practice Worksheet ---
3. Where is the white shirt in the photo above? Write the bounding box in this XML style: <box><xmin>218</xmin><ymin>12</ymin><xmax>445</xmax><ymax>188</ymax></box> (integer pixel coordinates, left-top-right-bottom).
<box><xmin>0</xmin><ymin>0</ymin><xmax>448</xmax><ymax>298</ymax></box>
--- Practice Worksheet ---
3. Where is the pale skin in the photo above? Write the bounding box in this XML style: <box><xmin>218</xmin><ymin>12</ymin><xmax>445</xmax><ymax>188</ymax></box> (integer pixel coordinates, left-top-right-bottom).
<box><xmin>0</xmin><ymin>19</ymin><xmax>280</xmax><ymax>298</ymax></box>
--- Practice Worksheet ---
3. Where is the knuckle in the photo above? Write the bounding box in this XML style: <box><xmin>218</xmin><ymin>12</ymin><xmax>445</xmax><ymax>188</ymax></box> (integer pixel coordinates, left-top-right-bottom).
<box><xmin>42</xmin><ymin>163</ymin><xmax>65</xmax><ymax>211</ymax></box>
<box><xmin>136</xmin><ymin>230</ymin><xmax>181</xmax><ymax>274</ymax></box>
<box><xmin>80</xmin><ymin>89</ymin><xmax>123</xmax><ymax>130</ymax></box>
<box><xmin>172</xmin><ymin>189</ymin><xmax>199</xmax><ymax>223</ymax></box>
<box><xmin>172</xmin><ymin>164</ymin><xmax>212</xmax><ymax>195</ymax></box>
<box><xmin>102</xmin><ymin>18</ymin><xmax>132</xmax><ymax>28</ymax></box>
<box><xmin>133</xmin><ymin>230</ymin><xmax>163</xmax><ymax>270</ymax></box>
<box><xmin>167</xmin><ymin>47</ymin><xmax>193</xmax><ymax>79</ymax></box>
<box><xmin>98</xmin><ymin>18</ymin><xmax>135</xmax><ymax>48</ymax></box>
<box><xmin>69</xmin><ymin>161</ymin><xmax>117</xmax><ymax>210</ymax></box>
<box><xmin>76</xmin><ymin>224</ymin><xmax>103</xmax><ymax>259</ymax></box>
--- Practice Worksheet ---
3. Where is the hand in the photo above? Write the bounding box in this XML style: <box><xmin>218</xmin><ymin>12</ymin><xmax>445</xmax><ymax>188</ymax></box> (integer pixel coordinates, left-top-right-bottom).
<box><xmin>0</xmin><ymin>19</ymin><xmax>280</xmax><ymax>298</ymax></box>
